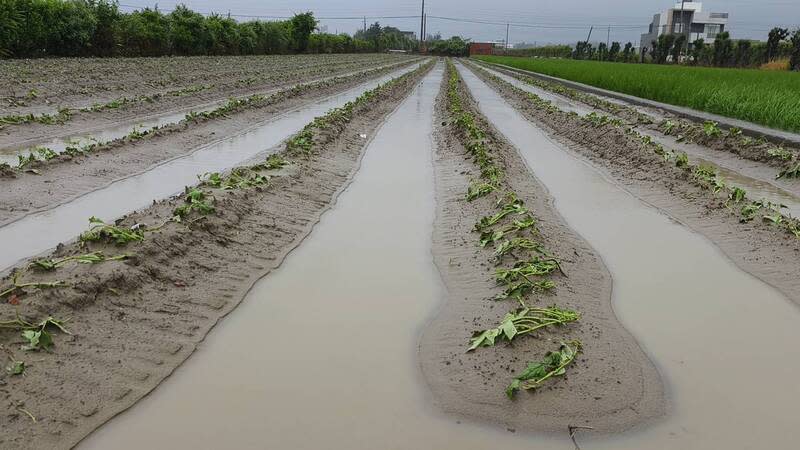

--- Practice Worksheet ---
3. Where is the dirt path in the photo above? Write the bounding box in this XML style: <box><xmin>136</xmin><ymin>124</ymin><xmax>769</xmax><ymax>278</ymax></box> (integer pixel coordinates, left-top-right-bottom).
<box><xmin>463</xmin><ymin>61</ymin><xmax>800</xmax><ymax>308</ymax></box>
<box><xmin>419</xmin><ymin>62</ymin><xmax>664</xmax><ymax>433</ymax></box>
<box><xmin>0</xmin><ymin>62</ymin><xmax>434</xmax><ymax>450</ymax></box>
<box><xmin>0</xmin><ymin>61</ymin><xmax>424</xmax><ymax>233</ymax></box>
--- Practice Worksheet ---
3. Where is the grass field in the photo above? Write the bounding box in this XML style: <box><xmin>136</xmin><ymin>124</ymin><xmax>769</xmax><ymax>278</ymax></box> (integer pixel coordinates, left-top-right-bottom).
<box><xmin>475</xmin><ymin>55</ymin><xmax>800</xmax><ymax>133</ymax></box>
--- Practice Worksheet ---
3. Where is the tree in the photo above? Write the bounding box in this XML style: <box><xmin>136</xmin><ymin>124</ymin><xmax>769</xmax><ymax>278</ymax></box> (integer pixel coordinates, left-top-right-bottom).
<box><xmin>597</xmin><ymin>42</ymin><xmax>607</xmax><ymax>61</ymax></box>
<box><xmin>672</xmin><ymin>34</ymin><xmax>687</xmax><ymax>63</ymax></box>
<box><xmin>621</xmin><ymin>42</ymin><xmax>633</xmax><ymax>62</ymax></box>
<box><xmin>608</xmin><ymin>41</ymin><xmax>621</xmax><ymax>61</ymax></box>
<box><xmin>290</xmin><ymin>12</ymin><xmax>316</xmax><ymax>52</ymax></box>
<box><xmin>766</xmin><ymin>27</ymin><xmax>789</xmax><ymax>61</ymax></box>
<box><xmin>653</xmin><ymin>34</ymin><xmax>675</xmax><ymax>64</ymax></box>
<box><xmin>734</xmin><ymin>39</ymin><xmax>752</xmax><ymax>67</ymax></box>
<box><xmin>689</xmin><ymin>38</ymin><xmax>705</xmax><ymax>65</ymax></box>
<box><xmin>791</xmin><ymin>29</ymin><xmax>800</xmax><ymax>71</ymax></box>
<box><xmin>712</xmin><ymin>31</ymin><xmax>733</xmax><ymax>67</ymax></box>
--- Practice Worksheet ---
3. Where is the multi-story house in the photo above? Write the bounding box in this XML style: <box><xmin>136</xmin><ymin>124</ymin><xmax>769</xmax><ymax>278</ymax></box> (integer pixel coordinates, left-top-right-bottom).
<box><xmin>640</xmin><ymin>1</ymin><xmax>729</xmax><ymax>50</ymax></box>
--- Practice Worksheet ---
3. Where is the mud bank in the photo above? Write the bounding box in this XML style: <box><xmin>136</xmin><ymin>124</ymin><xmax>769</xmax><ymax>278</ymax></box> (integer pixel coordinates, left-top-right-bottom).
<box><xmin>0</xmin><ymin>61</ymin><xmax>424</xmax><ymax>229</ymax></box>
<box><xmin>0</xmin><ymin>62</ymin><xmax>433</xmax><ymax>450</ymax></box>
<box><xmin>0</xmin><ymin>59</ymin><xmax>421</xmax><ymax>167</ymax></box>
<box><xmin>472</xmin><ymin>61</ymin><xmax>800</xmax><ymax>215</ymax></box>
<box><xmin>419</xmin><ymin>63</ymin><xmax>664</xmax><ymax>433</ymax></box>
<box><xmin>465</xmin><ymin>62</ymin><xmax>800</xmax><ymax>307</ymax></box>
<box><xmin>457</xmin><ymin>60</ymin><xmax>800</xmax><ymax>450</ymax></box>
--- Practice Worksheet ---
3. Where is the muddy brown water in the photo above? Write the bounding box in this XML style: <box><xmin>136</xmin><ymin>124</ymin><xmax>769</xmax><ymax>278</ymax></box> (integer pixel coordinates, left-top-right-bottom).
<box><xmin>0</xmin><ymin>61</ymin><xmax>421</xmax><ymax>167</ymax></box>
<box><xmin>456</xmin><ymin>62</ymin><xmax>800</xmax><ymax>449</ymax></box>
<box><xmin>476</xmin><ymin>63</ymin><xmax>800</xmax><ymax>218</ymax></box>
<box><xmin>77</xmin><ymin>64</ymin><xmax>568</xmax><ymax>450</ymax></box>
<box><xmin>0</xmin><ymin>63</ymin><xmax>426</xmax><ymax>273</ymax></box>
<box><xmin>74</xmin><ymin>62</ymin><xmax>800</xmax><ymax>449</ymax></box>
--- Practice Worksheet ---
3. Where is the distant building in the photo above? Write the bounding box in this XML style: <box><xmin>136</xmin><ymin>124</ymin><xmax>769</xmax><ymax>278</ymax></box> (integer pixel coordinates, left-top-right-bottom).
<box><xmin>640</xmin><ymin>1</ymin><xmax>728</xmax><ymax>50</ymax></box>
<box><xmin>469</xmin><ymin>42</ymin><xmax>494</xmax><ymax>56</ymax></box>
<box><xmin>399</xmin><ymin>31</ymin><xmax>417</xmax><ymax>40</ymax></box>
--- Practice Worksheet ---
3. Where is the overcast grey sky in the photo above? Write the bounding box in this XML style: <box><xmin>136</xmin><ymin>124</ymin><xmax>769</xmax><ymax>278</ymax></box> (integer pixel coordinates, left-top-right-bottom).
<box><xmin>121</xmin><ymin>1</ymin><xmax>799</xmax><ymax>45</ymax></box>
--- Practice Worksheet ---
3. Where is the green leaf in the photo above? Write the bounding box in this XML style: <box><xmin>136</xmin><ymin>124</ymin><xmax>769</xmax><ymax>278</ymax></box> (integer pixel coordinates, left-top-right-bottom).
<box><xmin>6</xmin><ymin>360</ymin><xmax>25</xmax><ymax>376</ymax></box>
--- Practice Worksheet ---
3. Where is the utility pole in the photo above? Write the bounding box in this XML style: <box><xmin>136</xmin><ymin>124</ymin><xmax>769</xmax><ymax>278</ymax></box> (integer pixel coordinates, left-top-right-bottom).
<box><xmin>420</xmin><ymin>0</ymin><xmax>425</xmax><ymax>53</ymax></box>
<box><xmin>363</xmin><ymin>17</ymin><xmax>366</xmax><ymax>35</ymax></box>
<box><xmin>505</xmin><ymin>23</ymin><xmax>510</xmax><ymax>54</ymax></box>
<box><xmin>606</xmin><ymin>25</ymin><xmax>610</xmax><ymax>48</ymax></box>
<box><xmin>679</xmin><ymin>0</ymin><xmax>687</xmax><ymax>60</ymax></box>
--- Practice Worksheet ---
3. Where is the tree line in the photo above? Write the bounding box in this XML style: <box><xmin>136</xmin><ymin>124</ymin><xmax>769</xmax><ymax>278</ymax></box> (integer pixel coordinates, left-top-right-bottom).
<box><xmin>0</xmin><ymin>0</ymin><xmax>413</xmax><ymax>58</ymax></box>
<box><xmin>643</xmin><ymin>27</ymin><xmax>800</xmax><ymax>69</ymax></box>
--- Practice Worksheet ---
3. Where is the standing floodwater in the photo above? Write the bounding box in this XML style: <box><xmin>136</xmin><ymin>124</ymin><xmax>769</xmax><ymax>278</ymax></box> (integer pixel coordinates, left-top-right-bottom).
<box><xmin>456</xmin><ymin>62</ymin><xmax>800</xmax><ymax>449</ymax></box>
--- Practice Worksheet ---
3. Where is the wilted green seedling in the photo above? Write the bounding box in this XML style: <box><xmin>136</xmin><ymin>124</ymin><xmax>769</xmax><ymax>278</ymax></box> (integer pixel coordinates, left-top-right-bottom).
<box><xmin>662</xmin><ymin>120</ymin><xmax>677</xmax><ymax>135</ymax></box>
<box><xmin>80</xmin><ymin>217</ymin><xmax>145</xmax><ymax>245</ymax></box>
<box><xmin>703</xmin><ymin>121</ymin><xmax>722</xmax><ymax>138</ymax></box>
<box><xmin>201</xmin><ymin>169</ymin><xmax>268</xmax><ymax>190</ymax></box>
<box><xmin>506</xmin><ymin>340</ymin><xmax>581</xmax><ymax>398</ymax></box>
<box><xmin>777</xmin><ymin>163</ymin><xmax>800</xmax><ymax>179</ymax></box>
<box><xmin>468</xmin><ymin>306</ymin><xmax>579</xmax><ymax>351</ymax></box>
<box><xmin>0</xmin><ymin>313</ymin><xmax>70</xmax><ymax>352</ymax></box>
<box><xmin>0</xmin><ymin>270</ymin><xmax>67</xmax><ymax>299</ymax></box>
<box><xmin>262</xmin><ymin>154</ymin><xmax>289</xmax><ymax>170</ymax></box>
<box><xmin>493</xmin><ymin>238</ymin><xmax>544</xmax><ymax>261</ymax></box>
<box><xmin>767</xmin><ymin>147</ymin><xmax>793</xmax><ymax>161</ymax></box>
<box><xmin>675</xmin><ymin>152</ymin><xmax>689</xmax><ymax>168</ymax></box>
<box><xmin>474</xmin><ymin>200</ymin><xmax>528</xmax><ymax>232</ymax></box>
<box><xmin>496</xmin><ymin>279</ymin><xmax>556</xmax><ymax>303</ymax></box>
<box><xmin>174</xmin><ymin>188</ymin><xmax>215</xmax><ymax>220</ymax></box>
<box><xmin>30</xmin><ymin>251</ymin><xmax>128</xmax><ymax>271</ymax></box>
<box><xmin>466</xmin><ymin>182</ymin><xmax>496</xmax><ymax>202</ymax></box>
<box><xmin>479</xmin><ymin>216</ymin><xmax>537</xmax><ymax>247</ymax></box>
<box><xmin>496</xmin><ymin>257</ymin><xmax>563</xmax><ymax>283</ymax></box>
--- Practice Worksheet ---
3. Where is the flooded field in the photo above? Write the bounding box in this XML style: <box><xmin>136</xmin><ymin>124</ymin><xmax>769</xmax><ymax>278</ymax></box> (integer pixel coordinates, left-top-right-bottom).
<box><xmin>2</xmin><ymin>55</ymin><xmax>799</xmax><ymax>450</ymax></box>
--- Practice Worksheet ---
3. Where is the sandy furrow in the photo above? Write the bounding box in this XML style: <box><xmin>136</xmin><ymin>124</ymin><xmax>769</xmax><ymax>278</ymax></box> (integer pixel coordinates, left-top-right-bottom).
<box><xmin>462</xmin><ymin>62</ymin><xmax>800</xmax><ymax>307</ymax></box>
<box><xmin>420</xmin><ymin>62</ymin><xmax>664</xmax><ymax>433</ymax></box>
<box><xmin>470</xmin><ymin>61</ymin><xmax>800</xmax><ymax>215</ymax></box>
<box><xmin>0</xmin><ymin>58</ymin><xmax>418</xmax><ymax>159</ymax></box>
<box><xmin>0</xmin><ymin>62</ymin><xmax>434</xmax><ymax>450</ymax></box>
<box><xmin>0</xmin><ymin>61</ymin><xmax>424</xmax><ymax>230</ymax></box>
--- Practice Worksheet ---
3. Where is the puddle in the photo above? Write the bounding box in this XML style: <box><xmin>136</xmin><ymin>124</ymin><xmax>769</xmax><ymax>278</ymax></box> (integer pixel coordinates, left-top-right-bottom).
<box><xmin>0</xmin><ymin>63</ymin><xmax>425</xmax><ymax>273</ymax></box>
<box><xmin>77</xmin><ymin>63</ymin><xmax>569</xmax><ymax>450</ymax></box>
<box><xmin>457</xmin><ymin>62</ymin><xmax>800</xmax><ymax>449</ymax></box>
<box><xmin>0</xmin><ymin>61</ymin><xmax>421</xmax><ymax>167</ymax></box>
<box><xmin>476</xmin><ymin>63</ymin><xmax>800</xmax><ymax>218</ymax></box>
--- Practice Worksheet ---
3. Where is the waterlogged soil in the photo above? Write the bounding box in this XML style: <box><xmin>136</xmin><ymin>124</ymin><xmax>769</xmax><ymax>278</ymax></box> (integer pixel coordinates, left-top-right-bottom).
<box><xmin>474</xmin><ymin>62</ymin><xmax>800</xmax><ymax>217</ymax></box>
<box><xmin>0</xmin><ymin>58</ymin><xmax>419</xmax><ymax>166</ymax></box>
<box><xmin>0</xmin><ymin>62</ymin><xmax>433</xmax><ymax>450</ymax></box>
<box><xmin>465</xmin><ymin>62</ymin><xmax>800</xmax><ymax>307</ymax></box>
<box><xmin>0</xmin><ymin>54</ymin><xmax>406</xmax><ymax>118</ymax></box>
<box><xmin>456</xmin><ymin>61</ymin><xmax>800</xmax><ymax>450</ymax></box>
<box><xmin>419</xmin><ymin>66</ymin><xmax>664</xmax><ymax>432</ymax></box>
<box><xmin>0</xmin><ymin>61</ymin><xmax>424</xmax><ymax>231</ymax></box>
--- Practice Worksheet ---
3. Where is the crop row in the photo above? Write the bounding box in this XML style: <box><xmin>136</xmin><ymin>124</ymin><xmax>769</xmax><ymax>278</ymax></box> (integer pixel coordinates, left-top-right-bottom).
<box><xmin>445</xmin><ymin>60</ymin><xmax>581</xmax><ymax>398</ymax></box>
<box><xmin>0</xmin><ymin>57</ymin><xmax>410</xmax><ymax>132</ymax></box>
<box><xmin>473</xmin><ymin>60</ymin><xmax>800</xmax><ymax>179</ymax></box>
<box><xmin>0</xmin><ymin>61</ymin><xmax>433</xmax><ymax>382</ymax></box>
<box><xmin>474</xmin><ymin>56</ymin><xmax>800</xmax><ymax>133</ymax></box>
<box><xmin>2</xmin><ymin>60</ymin><xmax>420</xmax><ymax>174</ymax></box>
<box><xmin>2</xmin><ymin>54</ymin><xmax>406</xmax><ymax>110</ymax></box>
<box><xmin>470</xmin><ymin>63</ymin><xmax>800</xmax><ymax>240</ymax></box>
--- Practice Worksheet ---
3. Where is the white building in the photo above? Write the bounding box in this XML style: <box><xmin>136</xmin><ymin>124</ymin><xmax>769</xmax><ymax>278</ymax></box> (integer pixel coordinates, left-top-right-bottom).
<box><xmin>640</xmin><ymin>1</ymin><xmax>728</xmax><ymax>50</ymax></box>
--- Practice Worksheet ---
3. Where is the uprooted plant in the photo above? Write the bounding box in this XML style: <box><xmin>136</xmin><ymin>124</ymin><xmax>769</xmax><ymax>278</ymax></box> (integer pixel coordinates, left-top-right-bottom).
<box><xmin>80</xmin><ymin>216</ymin><xmax>146</xmax><ymax>245</ymax></box>
<box><xmin>506</xmin><ymin>340</ymin><xmax>582</xmax><ymax>398</ymax></box>
<box><xmin>30</xmin><ymin>251</ymin><xmax>128</xmax><ymax>272</ymax></box>
<box><xmin>0</xmin><ymin>312</ymin><xmax>70</xmax><ymax>351</ymax></box>
<box><xmin>0</xmin><ymin>271</ymin><xmax>67</xmax><ymax>299</ymax></box>
<box><xmin>468</xmin><ymin>306</ymin><xmax>579</xmax><ymax>351</ymax></box>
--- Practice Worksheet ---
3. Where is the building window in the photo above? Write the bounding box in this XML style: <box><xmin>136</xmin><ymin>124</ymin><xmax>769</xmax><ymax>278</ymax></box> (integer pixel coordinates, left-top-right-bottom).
<box><xmin>706</xmin><ymin>24</ymin><xmax>721</xmax><ymax>39</ymax></box>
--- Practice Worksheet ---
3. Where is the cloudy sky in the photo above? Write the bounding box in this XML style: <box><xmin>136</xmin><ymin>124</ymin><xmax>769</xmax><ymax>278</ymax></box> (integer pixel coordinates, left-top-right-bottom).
<box><xmin>120</xmin><ymin>1</ymin><xmax>799</xmax><ymax>45</ymax></box>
